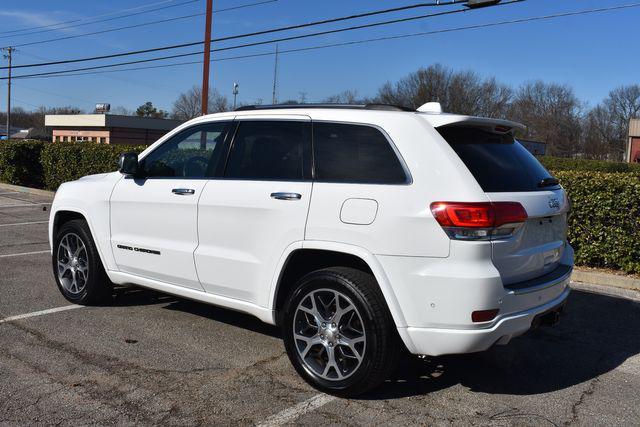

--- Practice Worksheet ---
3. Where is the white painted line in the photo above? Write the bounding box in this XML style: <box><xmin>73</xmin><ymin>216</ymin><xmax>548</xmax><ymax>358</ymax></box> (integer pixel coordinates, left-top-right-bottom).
<box><xmin>257</xmin><ymin>394</ymin><xmax>336</xmax><ymax>427</ymax></box>
<box><xmin>0</xmin><ymin>305</ymin><xmax>82</xmax><ymax>324</ymax></box>
<box><xmin>0</xmin><ymin>220</ymin><xmax>49</xmax><ymax>227</ymax></box>
<box><xmin>0</xmin><ymin>191</ymin><xmax>20</xmax><ymax>195</ymax></box>
<box><xmin>0</xmin><ymin>202</ymin><xmax>52</xmax><ymax>208</ymax></box>
<box><xmin>0</xmin><ymin>250</ymin><xmax>50</xmax><ymax>258</ymax></box>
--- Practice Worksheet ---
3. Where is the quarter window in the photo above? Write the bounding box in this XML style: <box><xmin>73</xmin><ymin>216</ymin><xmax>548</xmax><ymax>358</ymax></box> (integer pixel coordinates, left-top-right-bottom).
<box><xmin>313</xmin><ymin>122</ymin><xmax>407</xmax><ymax>184</ymax></box>
<box><xmin>142</xmin><ymin>122</ymin><xmax>230</xmax><ymax>178</ymax></box>
<box><xmin>225</xmin><ymin>121</ymin><xmax>308</xmax><ymax>180</ymax></box>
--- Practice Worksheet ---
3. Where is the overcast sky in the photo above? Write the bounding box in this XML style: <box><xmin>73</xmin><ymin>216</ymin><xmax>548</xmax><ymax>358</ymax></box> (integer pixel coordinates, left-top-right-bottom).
<box><xmin>1</xmin><ymin>0</ymin><xmax>638</xmax><ymax>112</ymax></box>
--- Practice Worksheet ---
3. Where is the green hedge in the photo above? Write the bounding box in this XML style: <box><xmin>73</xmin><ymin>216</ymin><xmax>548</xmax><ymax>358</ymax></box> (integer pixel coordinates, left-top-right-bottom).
<box><xmin>41</xmin><ymin>142</ymin><xmax>146</xmax><ymax>190</ymax></box>
<box><xmin>555</xmin><ymin>171</ymin><xmax>640</xmax><ymax>274</ymax></box>
<box><xmin>541</xmin><ymin>156</ymin><xmax>640</xmax><ymax>174</ymax></box>
<box><xmin>0</xmin><ymin>140</ymin><xmax>45</xmax><ymax>188</ymax></box>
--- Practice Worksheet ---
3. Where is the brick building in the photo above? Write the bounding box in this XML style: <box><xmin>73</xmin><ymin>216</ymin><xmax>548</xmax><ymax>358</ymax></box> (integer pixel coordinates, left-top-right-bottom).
<box><xmin>628</xmin><ymin>119</ymin><xmax>640</xmax><ymax>163</ymax></box>
<box><xmin>45</xmin><ymin>114</ymin><xmax>183</xmax><ymax>145</ymax></box>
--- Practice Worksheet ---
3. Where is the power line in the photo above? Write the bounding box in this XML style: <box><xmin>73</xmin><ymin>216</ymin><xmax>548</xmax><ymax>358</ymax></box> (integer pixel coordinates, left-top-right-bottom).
<box><xmin>10</xmin><ymin>2</ymin><xmax>640</xmax><ymax>81</ymax></box>
<box><xmin>5</xmin><ymin>0</ymin><xmax>279</xmax><ymax>48</ymax></box>
<box><xmin>2</xmin><ymin>0</ymin><xmax>471</xmax><ymax>70</ymax></box>
<box><xmin>2</xmin><ymin>4</ymin><xmax>479</xmax><ymax>79</ymax></box>
<box><xmin>0</xmin><ymin>0</ymin><xmax>200</xmax><ymax>38</ymax></box>
<box><xmin>2</xmin><ymin>1</ymin><xmax>509</xmax><ymax>79</ymax></box>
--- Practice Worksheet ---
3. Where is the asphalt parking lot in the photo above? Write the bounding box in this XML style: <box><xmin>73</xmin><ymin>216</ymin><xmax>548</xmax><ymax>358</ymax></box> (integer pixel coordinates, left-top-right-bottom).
<box><xmin>1</xmin><ymin>187</ymin><xmax>639</xmax><ymax>426</ymax></box>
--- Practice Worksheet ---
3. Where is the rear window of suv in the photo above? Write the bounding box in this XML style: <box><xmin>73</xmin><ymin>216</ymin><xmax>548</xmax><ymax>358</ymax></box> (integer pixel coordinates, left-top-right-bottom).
<box><xmin>437</xmin><ymin>126</ymin><xmax>558</xmax><ymax>192</ymax></box>
<box><xmin>313</xmin><ymin>122</ymin><xmax>408</xmax><ymax>184</ymax></box>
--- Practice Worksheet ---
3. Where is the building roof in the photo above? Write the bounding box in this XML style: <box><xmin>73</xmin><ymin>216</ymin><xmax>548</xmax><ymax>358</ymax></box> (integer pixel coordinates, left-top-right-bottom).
<box><xmin>45</xmin><ymin>114</ymin><xmax>183</xmax><ymax>131</ymax></box>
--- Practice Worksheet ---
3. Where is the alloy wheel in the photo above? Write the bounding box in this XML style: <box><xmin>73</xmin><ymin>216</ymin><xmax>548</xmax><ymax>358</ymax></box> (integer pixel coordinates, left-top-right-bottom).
<box><xmin>56</xmin><ymin>233</ymin><xmax>89</xmax><ymax>295</ymax></box>
<box><xmin>293</xmin><ymin>288</ymin><xmax>366</xmax><ymax>381</ymax></box>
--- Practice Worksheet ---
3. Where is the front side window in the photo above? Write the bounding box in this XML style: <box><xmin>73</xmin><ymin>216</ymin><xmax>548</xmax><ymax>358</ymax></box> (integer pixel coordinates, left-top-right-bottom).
<box><xmin>225</xmin><ymin>121</ymin><xmax>309</xmax><ymax>180</ymax></box>
<box><xmin>142</xmin><ymin>122</ymin><xmax>230</xmax><ymax>178</ymax></box>
<box><xmin>313</xmin><ymin>122</ymin><xmax>408</xmax><ymax>184</ymax></box>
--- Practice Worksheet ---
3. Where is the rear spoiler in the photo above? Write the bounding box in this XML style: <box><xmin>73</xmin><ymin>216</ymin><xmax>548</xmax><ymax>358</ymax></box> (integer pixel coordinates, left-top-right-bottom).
<box><xmin>419</xmin><ymin>113</ymin><xmax>526</xmax><ymax>135</ymax></box>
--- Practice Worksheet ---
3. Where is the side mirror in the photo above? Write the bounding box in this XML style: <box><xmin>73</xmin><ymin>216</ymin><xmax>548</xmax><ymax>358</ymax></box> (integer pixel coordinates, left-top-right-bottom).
<box><xmin>118</xmin><ymin>152</ymin><xmax>140</xmax><ymax>176</ymax></box>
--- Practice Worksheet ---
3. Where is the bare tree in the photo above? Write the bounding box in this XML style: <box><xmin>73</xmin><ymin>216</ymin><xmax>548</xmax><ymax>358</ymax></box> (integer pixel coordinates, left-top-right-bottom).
<box><xmin>171</xmin><ymin>86</ymin><xmax>230</xmax><ymax>120</ymax></box>
<box><xmin>601</xmin><ymin>85</ymin><xmax>640</xmax><ymax>160</ymax></box>
<box><xmin>110</xmin><ymin>106</ymin><xmax>133</xmax><ymax>115</ymax></box>
<box><xmin>374</xmin><ymin>64</ymin><xmax>511</xmax><ymax>117</ymax></box>
<box><xmin>508</xmin><ymin>81</ymin><xmax>583</xmax><ymax>157</ymax></box>
<box><xmin>583</xmin><ymin>105</ymin><xmax>617</xmax><ymax>160</ymax></box>
<box><xmin>323</xmin><ymin>89</ymin><xmax>361</xmax><ymax>104</ymax></box>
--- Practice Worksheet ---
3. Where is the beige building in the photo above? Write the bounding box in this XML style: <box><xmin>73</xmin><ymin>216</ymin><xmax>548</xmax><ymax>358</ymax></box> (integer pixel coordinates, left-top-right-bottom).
<box><xmin>45</xmin><ymin>114</ymin><xmax>183</xmax><ymax>145</ymax></box>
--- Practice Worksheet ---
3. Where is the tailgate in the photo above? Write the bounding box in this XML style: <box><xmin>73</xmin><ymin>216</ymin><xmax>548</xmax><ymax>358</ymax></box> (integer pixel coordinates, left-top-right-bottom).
<box><xmin>488</xmin><ymin>189</ymin><xmax>569</xmax><ymax>284</ymax></box>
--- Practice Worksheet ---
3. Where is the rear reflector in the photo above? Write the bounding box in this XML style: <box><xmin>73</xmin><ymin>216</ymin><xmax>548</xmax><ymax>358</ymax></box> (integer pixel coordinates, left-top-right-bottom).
<box><xmin>472</xmin><ymin>309</ymin><xmax>499</xmax><ymax>323</ymax></box>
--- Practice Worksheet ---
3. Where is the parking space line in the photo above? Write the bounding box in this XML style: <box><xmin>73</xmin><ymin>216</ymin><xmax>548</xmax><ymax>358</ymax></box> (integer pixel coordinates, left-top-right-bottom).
<box><xmin>0</xmin><ymin>305</ymin><xmax>82</xmax><ymax>324</ymax></box>
<box><xmin>0</xmin><ymin>250</ymin><xmax>50</xmax><ymax>258</ymax></box>
<box><xmin>257</xmin><ymin>394</ymin><xmax>336</xmax><ymax>426</ymax></box>
<box><xmin>0</xmin><ymin>220</ymin><xmax>49</xmax><ymax>227</ymax></box>
<box><xmin>0</xmin><ymin>203</ymin><xmax>52</xmax><ymax>208</ymax></box>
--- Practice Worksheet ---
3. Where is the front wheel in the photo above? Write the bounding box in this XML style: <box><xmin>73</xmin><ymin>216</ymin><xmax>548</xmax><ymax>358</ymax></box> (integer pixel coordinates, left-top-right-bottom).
<box><xmin>52</xmin><ymin>219</ymin><xmax>112</xmax><ymax>305</ymax></box>
<box><xmin>282</xmin><ymin>267</ymin><xmax>400</xmax><ymax>397</ymax></box>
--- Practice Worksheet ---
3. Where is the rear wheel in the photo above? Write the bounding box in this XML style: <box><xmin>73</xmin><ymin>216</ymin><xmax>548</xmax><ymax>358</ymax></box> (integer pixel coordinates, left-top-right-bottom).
<box><xmin>52</xmin><ymin>219</ymin><xmax>112</xmax><ymax>305</ymax></box>
<box><xmin>282</xmin><ymin>267</ymin><xmax>400</xmax><ymax>397</ymax></box>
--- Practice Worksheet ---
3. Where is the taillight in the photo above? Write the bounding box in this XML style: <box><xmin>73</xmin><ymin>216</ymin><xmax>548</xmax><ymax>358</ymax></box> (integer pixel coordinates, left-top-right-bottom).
<box><xmin>430</xmin><ymin>201</ymin><xmax>527</xmax><ymax>240</ymax></box>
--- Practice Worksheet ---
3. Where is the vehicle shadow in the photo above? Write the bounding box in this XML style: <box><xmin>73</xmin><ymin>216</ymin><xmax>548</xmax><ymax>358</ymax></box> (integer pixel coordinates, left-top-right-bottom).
<box><xmin>111</xmin><ymin>285</ymin><xmax>281</xmax><ymax>338</ymax></box>
<box><xmin>364</xmin><ymin>289</ymin><xmax>640</xmax><ymax>399</ymax></box>
<box><xmin>110</xmin><ymin>286</ymin><xmax>639</xmax><ymax>399</ymax></box>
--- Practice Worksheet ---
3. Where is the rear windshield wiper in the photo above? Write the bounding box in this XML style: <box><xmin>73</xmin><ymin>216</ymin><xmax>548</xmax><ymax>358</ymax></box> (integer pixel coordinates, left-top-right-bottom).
<box><xmin>538</xmin><ymin>177</ymin><xmax>560</xmax><ymax>187</ymax></box>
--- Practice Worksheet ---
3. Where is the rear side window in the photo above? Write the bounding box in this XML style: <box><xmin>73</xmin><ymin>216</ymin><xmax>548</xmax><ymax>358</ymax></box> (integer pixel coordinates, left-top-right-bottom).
<box><xmin>437</xmin><ymin>126</ymin><xmax>557</xmax><ymax>192</ymax></box>
<box><xmin>225</xmin><ymin>121</ymin><xmax>309</xmax><ymax>180</ymax></box>
<box><xmin>313</xmin><ymin>122</ymin><xmax>407</xmax><ymax>184</ymax></box>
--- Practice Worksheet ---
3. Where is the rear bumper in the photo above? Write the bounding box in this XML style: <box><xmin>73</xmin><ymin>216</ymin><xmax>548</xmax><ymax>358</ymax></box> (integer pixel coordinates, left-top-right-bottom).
<box><xmin>398</xmin><ymin>287</ymin><xmax>570</xmax><ymax>356</ymax></box>
<box><xmin>377</xmin><ymin>241</ymin><xmax>574</xmax><ymax>356</ymax></box>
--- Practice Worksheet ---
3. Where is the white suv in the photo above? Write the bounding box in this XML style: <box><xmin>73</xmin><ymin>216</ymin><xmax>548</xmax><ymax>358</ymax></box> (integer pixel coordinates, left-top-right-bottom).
<box><xmin>49</xmin><ymin>104</ymin><xmax>573</xmax><ymax>396</ymax></box>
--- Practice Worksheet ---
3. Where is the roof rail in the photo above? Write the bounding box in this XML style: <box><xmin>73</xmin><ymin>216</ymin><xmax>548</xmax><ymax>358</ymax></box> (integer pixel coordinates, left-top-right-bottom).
<box><xmin>234</xmin><ymin>103</ymin><xmax>414</xmax><ymax>112</ymax></box>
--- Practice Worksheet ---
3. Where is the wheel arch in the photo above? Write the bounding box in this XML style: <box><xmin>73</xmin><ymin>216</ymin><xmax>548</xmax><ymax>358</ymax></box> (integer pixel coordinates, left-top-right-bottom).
<box><xmin>51</xmin><ymin>207</ymin><xmax>109</xmax><ymax>272</ymax></box>
<box><xmin>270</xmin><ymin>241</ymin><xmax>407</xmax><ymax>329</ymax></box>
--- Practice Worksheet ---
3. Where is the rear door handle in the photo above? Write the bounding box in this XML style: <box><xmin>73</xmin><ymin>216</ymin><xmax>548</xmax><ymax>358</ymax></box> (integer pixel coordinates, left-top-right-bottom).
<box><xmin>270</xmin><ymin>192</ymin><xmax>302</xmax><ymax>201</ymax></box>
<box><xmin>172</xmin><ymin>188</ymin><xmax>195</xmax><ymax>195</ymax></box>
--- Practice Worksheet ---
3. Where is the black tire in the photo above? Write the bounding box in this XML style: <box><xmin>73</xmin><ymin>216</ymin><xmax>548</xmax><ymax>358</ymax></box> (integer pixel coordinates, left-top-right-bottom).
<box><xmin>282</xmin><ymin>267</ymin><xmax>400</xmax><ymax>397</ymax></box>
<box><xmin>52</xmin><ymin>219</ymin><xmax>112</xmax><ymax>305</ymax></box>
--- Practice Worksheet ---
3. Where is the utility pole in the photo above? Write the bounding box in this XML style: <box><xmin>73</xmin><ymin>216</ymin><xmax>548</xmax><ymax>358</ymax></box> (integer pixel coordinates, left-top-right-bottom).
<box><xmin>201</xmin><ymin>0</ymin><xmax>213</xmax><ymax>115</ymax></box>
<box><xmin>2</xmin><ymin>47</ymin><xmax>14</xmax><ymax>140</ymax></box>
<box><xmin>232</xmin><ymin>82</ymin><xmax>239</xmax><ymax>110</ymax></box>
<box><xmin>271</xmin><ymin>43</ymin><xmax>279</xmax><ymax>105</ymax></box>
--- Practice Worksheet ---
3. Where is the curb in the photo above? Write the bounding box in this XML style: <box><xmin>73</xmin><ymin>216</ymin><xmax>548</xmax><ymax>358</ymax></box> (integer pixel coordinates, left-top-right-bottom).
<box><xmin>0</xmin><ymin>183</ymin><xmax>55</xmax><ymax>197</ymax></box>
<box><xmin>571</xmin><ymin>269</ymin><xmax>640</xmax><ymax>292</ymax></box>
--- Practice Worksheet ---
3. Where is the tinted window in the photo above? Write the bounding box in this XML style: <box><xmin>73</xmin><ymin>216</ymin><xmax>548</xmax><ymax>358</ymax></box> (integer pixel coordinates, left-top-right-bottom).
<box><xmin>142</xmin><ymin>122</ymin><xmax>230</xmax><ymax>178</ymax></box>
<box><xmin>313</xmin><ymin>123</ymin><xmax>407</xmax><ymax>184</ymax></box>
<box><xmin>437</xmin><ymin>126</ymin><xmax>557</xmax><ymax>192</ymax></box>
<box><xmin>225</xmin><ymin>121</ymin><xmax>308</xmax><ymax>180</ymax></box>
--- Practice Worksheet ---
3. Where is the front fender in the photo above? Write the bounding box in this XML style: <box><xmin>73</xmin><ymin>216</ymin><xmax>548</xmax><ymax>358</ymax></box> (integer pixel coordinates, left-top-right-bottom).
<box><xmin>49</xmin><ymin>173</ymin><xmax>122</xmax><ymax>271</ymax></box>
